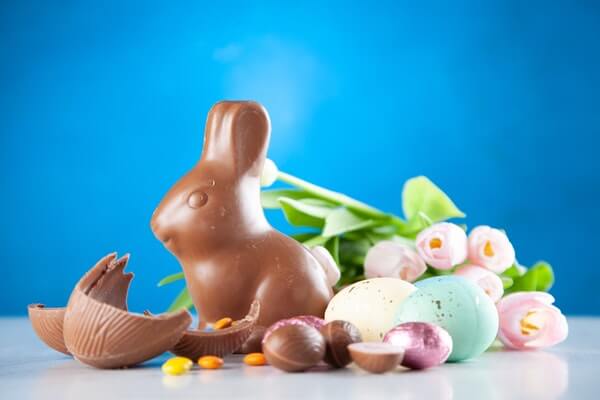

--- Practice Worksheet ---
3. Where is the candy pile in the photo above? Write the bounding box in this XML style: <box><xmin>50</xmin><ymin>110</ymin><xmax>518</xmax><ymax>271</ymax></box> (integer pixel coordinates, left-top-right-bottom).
<box><xmin>161</xmin><ymin>316</ymin><xmax>453</xmax><ymax>376</ymax></box>
<box><xmin>162</xmin><ymin>353</ymin><xmax>266</xmax><ymax>376</ymax></box>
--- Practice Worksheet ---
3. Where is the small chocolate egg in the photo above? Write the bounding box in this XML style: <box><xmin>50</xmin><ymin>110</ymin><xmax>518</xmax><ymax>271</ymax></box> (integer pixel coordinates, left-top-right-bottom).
<box><xmin>262</xmin><ymin>315</ymin><xmax>325</xmax><ymax>345</ymax></box>
<box><xmin>325</xmin><ymin>278</ymin><xmax>416</xmax><ymax>341</ymax></box>
<box><xmin>383</xmin><ymin>322</ymin><xmax>452</xmax><ymax>369</ymax></box>
<box><xmin>319</xmin><ymin>320</ymin><xmax>362</xmax><ymax>368</ymax></box>
<box><xmin>263</xmin><ymin>324</ymin><xmax>325</xmax><ymax>372</ymax></box>
<box><xmin>295</xmin><ymin>315</ymin><xmax>326</xmax><ymax>330</ymax></box>
<box><xmin>394</xmin><ymin>276</ymin><xmax>498</xmax><ymax>362</ymax></box>
<box><xmin>348</xmin><ymin>342</ymin><xmax>404</xmax><ymax>374</ymax></box>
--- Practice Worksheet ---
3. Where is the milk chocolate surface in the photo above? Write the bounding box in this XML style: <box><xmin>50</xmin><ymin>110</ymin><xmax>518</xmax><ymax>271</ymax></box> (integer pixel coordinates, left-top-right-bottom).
<box><xmin>151</xmin><ymin>101</ymin><xmax>333</xmax><ymax>328</ymax></box>
<box><xmin>62</xmin><ymin>253</ymin><xmax>192</xmax><ymax>368</ymax></box>
<box><xmin>28</xmin><ymin>304</ymin><xmax>69</xmax><ymax>355</ymax></box>
<box><xmin>172</xmin><ymin>300</ymin><xmax>260</xmax><ymax>359</ymax></box>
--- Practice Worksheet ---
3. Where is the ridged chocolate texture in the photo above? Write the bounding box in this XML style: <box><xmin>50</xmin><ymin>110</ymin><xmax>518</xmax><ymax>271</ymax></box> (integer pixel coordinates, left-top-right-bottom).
<box><xmin>28</xmin><ymin>304</ymin><xmax>69</xmax><ymax>355</ymax></box>
<box><xmin>263</xmin><ymin>324</ymin><xmax>325</xmax><ymax>372</ymax></box>
<box><xmin>172</xmin><ymin>300</ymin><xmax>260</xmax><ymax>359</ymax></box>
<box><xmin>151</xmin><ymin>101</ymin><xmax>333</xmax><ymax>329</ymax></box>
<box><xmin>63</xmin><ymin>253</ymin><xmax>192</xmax><ymax>369</ymax></box>
<box><xmin>320</xmin><ymin>320</ymin><xmax>362</xmax><ymax>368</ymax></box>
<box><xmin>236</xmin><ymin>325</ymin><xmax>266</xmax><ymax>354</ymax></box>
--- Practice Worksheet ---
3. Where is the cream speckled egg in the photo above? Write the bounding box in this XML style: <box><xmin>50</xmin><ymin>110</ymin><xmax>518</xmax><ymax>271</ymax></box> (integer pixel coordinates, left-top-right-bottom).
<box><xmin>325</xmin><ymin>278</ymin><xmax>416</xmax><ymax>341</ymax></box>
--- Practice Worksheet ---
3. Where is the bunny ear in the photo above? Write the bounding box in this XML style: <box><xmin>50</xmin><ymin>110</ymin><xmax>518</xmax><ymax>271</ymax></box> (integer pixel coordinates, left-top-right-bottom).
<box><xmin>202</xmin><ymin>101</ymin><xmax>271</xmax><ymax>177</ymax></box>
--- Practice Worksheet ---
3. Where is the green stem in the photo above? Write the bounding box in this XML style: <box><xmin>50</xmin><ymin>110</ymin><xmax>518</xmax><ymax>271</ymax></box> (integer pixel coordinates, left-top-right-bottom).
<box><xmin>276</xmin><ymin>171</ymin><xmax>395</xmax><ymax>221</ymax></box>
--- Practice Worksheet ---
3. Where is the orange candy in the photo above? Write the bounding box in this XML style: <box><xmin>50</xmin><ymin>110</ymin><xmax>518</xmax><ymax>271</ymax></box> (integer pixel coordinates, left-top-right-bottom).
<box><xmin>213</xmin><ymin>317</ymin><xmax>233</xmax><ymax>330</ymax></box>
<box><xmin>198</xmin><ymin>355</ymin><xmax>224</xmax><ymax>369</ymax></box>
<box><xmin>243</xmin><ymin>352</ymin><xmax>267</xmax><ymax>366</ymax></box>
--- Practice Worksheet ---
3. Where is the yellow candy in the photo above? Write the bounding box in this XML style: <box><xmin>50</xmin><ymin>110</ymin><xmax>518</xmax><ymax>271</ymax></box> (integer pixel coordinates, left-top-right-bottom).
<box><xmin>213</xmin><ymin>317</ymin><xmax>233</xmax><ymax>330</ymax></box>
<box><xmin>162</xmin><ymin>356</ymin><xmax>193</xmax><ymax>376</ymax></box>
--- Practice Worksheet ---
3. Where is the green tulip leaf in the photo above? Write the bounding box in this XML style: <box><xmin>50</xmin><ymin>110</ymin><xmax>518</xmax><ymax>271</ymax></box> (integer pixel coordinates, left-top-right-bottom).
<box><xmin>505</xmin><ymin>261</ymin><xmax>554</xmax><ymax>294</ymax></box>
<box><xmin>339</xmin><ymin>237</ymin><xmax>372</xmax><ymax>266</ymax></box>
<box><xmin>401</xmin><ymin>211</ymin><xmax>436</xmax><ymax>235</ymax></box>
<box><xmin>302</xmin><ymin>235</ymin><xmax>330</xmax><ymax>247</ymax></box>
<box><xmin>261</xmin><ymin>189</ymin><xmax>312</xmax><ymax>209</ymax></box>
<box><xmin>402</xmin><ymin>176</ymin><xmax>465</xmax><ymax>223</ymax></box>
<box><xmin>167</xmin><ymin>287</ymin><xmax>194</xmax><ymax>312</ymax></box>
<box><xmin>157</xmin><ymin>271</ymin><xmax>185</xmax><ymax>287</ymax></box>
<box><xmin>322</xmin><ymin>208</ymin><xmax>375</xmax><ymax>237</ymax></box>
<box><xmin>501</xmin><ymin>264</ymin><xmax>524</xmax><ymax>279</ymax></box>
<box><xmin>530</xmin><ymin>261</ymin><xmax>554</xmax><ymax>291</ymax></box>
<box><xmin>277</xmin><ymin>172</ymin><xmax>389</xmax><ymax>219</ymax></box>
<box><xmin>299</xmin><ymin>198</ymin><xmax>338</xmax><ymax>207</ymax></box>
<box><xmin>291</xmin><ymin>232</ymin><xmax>320</xmax><ymax>242</ymax></box>
<box><xmin>278</xmin><ymin>197</ymin><xmax>335</xmax><ymax>228</ymax></box>
<box><xmin>501</xmin><ymin>276</ymin><xmax>514</xmax><ymax>289</ymax></box>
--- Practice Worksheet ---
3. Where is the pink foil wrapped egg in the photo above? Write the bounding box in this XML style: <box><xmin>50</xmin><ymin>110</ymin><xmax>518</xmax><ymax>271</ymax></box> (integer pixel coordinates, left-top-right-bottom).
<box><xmin>383</xmin><ymin>322</ymin><xmax>453</xmax><ymax>369</ymax></box>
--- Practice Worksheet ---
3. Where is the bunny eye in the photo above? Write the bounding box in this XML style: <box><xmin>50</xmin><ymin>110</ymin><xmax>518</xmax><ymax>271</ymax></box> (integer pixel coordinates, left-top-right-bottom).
<box><xmin>187</xmin><ymin>190</ymin><xmax>208</xmax><ymax>209</ymax></box>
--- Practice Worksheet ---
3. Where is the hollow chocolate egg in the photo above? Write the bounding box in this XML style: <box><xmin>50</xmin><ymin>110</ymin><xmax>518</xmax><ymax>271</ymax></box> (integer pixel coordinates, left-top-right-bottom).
<box><xmin>62</xmin><ymin>253</ymin><xmax>192</xmax><ymax>368</ymax></box>
<box><xmin>28</xmin><ymin>304</ymin><xmax>69</xmax><ymax>355</ymax></box>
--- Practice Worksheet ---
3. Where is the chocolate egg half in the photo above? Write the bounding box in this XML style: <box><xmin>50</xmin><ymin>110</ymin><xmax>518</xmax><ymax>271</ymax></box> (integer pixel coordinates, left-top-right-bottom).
<box><xmin>28</xmin><ymin>304</ymin><xmax>69</xmax><ymax>355</ymax></box>
<box><xmin>172</xmin><ymin>300</ymin><xmax>260</xmax><ymax>359</ymax></box>
<box><xmin>348</xmin><ymin>342</ymin><xmax>404</xmax><ymax>374</ymax></box>
<box><xmin>63</xmin><ymin>253</ymin><xmax>192</xmax><ymax>369</ymax></box>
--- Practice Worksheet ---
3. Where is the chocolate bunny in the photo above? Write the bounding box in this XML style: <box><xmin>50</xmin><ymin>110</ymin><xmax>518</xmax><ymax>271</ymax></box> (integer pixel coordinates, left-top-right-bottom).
<box><xmin>151</xmin><ymin>101</ymin><xmax>333</xmax><ymax>328</ymax></box>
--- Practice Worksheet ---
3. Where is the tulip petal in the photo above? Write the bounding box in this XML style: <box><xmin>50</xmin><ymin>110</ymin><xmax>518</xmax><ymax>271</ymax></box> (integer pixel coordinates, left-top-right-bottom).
<box><xmin>497</xmin><ymin>292</ymin><xmax>567</xmax><ymax>350</ymax></box>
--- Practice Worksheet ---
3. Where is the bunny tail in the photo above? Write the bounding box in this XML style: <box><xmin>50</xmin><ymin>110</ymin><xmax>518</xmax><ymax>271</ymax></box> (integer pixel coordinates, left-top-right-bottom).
<box><xmin>309</xmin><ymin>246</ymin><xmax>341</xmax><ymax>287</ymax></box>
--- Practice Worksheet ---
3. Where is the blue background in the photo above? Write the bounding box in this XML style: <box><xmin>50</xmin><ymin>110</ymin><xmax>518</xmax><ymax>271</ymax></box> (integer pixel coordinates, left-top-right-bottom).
<box><xmin>1</xmin><ymin>1</ymin><xmax>598</xmax><ymax>315</ymax></box>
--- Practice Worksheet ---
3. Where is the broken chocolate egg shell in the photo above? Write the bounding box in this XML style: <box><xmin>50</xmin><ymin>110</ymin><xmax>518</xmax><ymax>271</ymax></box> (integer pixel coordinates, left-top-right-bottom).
<box><xmin>348</xmin><ymin>342</ymin><xmax>404</xmax><ymax>374</ymax></box>
<box><xmin>236</xmin><ymin>325</ymin><xmax>267</xmax><ymax>354</ymax></box>
<box><xmin>171</xmin><ymin>300</ymin><xmax>260</xmax><ymax>359</ymax></box>
<box><xmin>28</xmin><ymin>304</ymin><xmax>69</xmax><ymax>355</ymax></box>
<box><xmin>63</xmin><ymin>253</ymin><xmax>192</xmax><ymax>369</ymax></box>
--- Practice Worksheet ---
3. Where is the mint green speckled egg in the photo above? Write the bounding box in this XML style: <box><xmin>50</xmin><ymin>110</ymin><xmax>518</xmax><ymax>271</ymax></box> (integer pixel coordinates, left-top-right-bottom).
<box><xmin>394</xmin><ymin>276</ymin><xmax>498</xmax><ymax>362</ymax></box>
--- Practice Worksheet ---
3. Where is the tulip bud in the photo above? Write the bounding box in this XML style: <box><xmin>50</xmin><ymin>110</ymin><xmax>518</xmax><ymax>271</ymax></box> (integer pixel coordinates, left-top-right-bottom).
<box><xmin>416</xmin><ymin>223</ymin><xmax>468</xmax><ymax>270</ymax></box>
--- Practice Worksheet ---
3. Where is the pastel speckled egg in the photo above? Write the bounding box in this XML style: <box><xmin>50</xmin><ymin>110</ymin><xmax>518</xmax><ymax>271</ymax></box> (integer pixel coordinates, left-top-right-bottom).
<box><xmin>325</xmin><ymin>278</ymin><xmax>416</xmax><ymax>341</ymax></box>
<box><xmin>394</xmin><ymin>276</ymin><xmax>498</xmax><ymax>362</ymax></box>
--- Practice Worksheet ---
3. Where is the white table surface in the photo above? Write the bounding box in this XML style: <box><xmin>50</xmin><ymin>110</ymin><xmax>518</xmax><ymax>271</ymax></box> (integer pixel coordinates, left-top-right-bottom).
<box><xmin>1</xmin><ymin>317</ymin><xmax>598</xmax><ymax>399</ymax></box>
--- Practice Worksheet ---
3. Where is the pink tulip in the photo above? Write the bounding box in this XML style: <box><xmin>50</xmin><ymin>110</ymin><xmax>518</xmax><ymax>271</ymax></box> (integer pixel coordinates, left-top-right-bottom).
<box><xmin>454</xmin><ymin>265</ymin><xmax>504</xmax><ymax>302</ymax></box>
<box><xmin>468</xmin><ymin>225</ymin><xmax>515</xmax><ymax>273</ymax></box>
<box><xmin>416</xmin><ymin>223</ymin><xmax>467</xmax><ymax>270</ymax></box>
<box><xmin>364</xmin><ymin>240</ymin><xmax>427</xmax><ymax>282</ymax></box>
<box><xmin>497</xmin><ymin>292</ymin><xmax>568</xmax><ymax>350</ymax></box>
